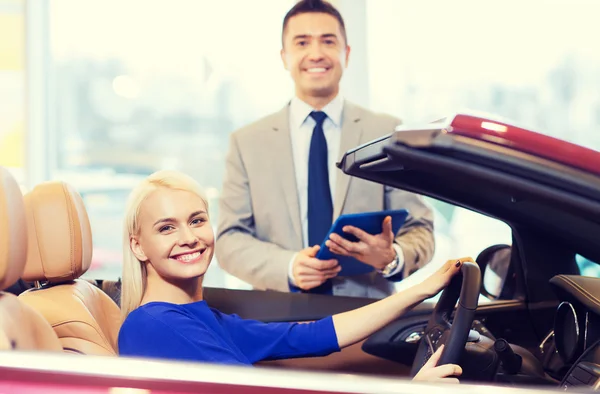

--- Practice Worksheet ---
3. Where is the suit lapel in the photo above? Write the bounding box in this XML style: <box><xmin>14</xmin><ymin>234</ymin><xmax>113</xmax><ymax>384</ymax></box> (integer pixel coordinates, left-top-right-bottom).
<box><xmin>271</xmin><ymin>104</ymin><xmax>303</xmax><ymax>245</ymax></box>
<box><xmin>334</xmin><ymin>101</ymin><xmax>363</xmax><ymax>218</ymax></box>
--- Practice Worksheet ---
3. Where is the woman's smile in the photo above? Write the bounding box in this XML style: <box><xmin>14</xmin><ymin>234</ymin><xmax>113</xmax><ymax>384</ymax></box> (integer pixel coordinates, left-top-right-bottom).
<box><xmin>170</xmin><ymin>249</ymin><xmax>205</xmax><ymax>264</ymax></box>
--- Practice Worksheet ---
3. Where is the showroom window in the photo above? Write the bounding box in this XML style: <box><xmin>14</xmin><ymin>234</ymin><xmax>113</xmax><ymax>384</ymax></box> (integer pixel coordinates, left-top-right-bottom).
<box><xmin>19</xmin><ymin>0</ymin><xmax>599</xmax><ymax>296</ymax></box>
<box><xmin>0</xmin><ymin>0</ymin><xmax>25</xmax><ymax>187</ymax></box>
<box><xmin>47</xmin><ymin>0</ymin><xmax>297</xmax><ymax>287</ymax></box>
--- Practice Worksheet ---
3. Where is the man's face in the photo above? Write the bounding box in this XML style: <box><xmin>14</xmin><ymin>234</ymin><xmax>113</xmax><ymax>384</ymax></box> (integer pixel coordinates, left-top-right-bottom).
<box><xmin>281</xmin><ymin>12</ymin><xmax>350</xmax><ymax>101</ymax></box>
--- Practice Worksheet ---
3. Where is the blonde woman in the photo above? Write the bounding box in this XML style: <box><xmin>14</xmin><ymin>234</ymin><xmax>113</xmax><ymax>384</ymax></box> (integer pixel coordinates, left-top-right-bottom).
<box><xmin>118</xmin><ymin>170</ymin><xmax>466</xmax><ymax>383</ymax></box>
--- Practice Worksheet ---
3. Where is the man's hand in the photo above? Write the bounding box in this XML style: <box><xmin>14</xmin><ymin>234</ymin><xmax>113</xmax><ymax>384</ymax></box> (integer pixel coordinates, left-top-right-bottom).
<box><xmin>413</xmin><ymin>345</ymin><xmax>462</xmax><ymax>384</ymax></box>
<box><xmin>292</xmin><ymin>245</ymin><xmax>340</xmax><ymax>291</ymax></box>
<box><xmin>325</xmin><ymin>216</ymin><xmax>396</xmax><ymax>271</ymax></box>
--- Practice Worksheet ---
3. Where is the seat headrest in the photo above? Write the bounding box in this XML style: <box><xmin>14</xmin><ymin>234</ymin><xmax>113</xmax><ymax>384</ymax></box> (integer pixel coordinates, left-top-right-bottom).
<box><xmin>22</xmin><ymin>181</ymin><xmax>93</xmax><ymax>283</ymax></box>
<box><xmin>0</xmin><ymin>167</ymin><xmax>27</xmax><ymax>290</ymax></box>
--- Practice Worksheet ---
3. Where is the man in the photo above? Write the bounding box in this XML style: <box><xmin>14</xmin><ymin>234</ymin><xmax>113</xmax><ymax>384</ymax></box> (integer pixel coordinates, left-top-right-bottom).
<box><xmin>216</xmin><ymin>0</ymin><xmax>434</xmax><ymax>298</ymax></box>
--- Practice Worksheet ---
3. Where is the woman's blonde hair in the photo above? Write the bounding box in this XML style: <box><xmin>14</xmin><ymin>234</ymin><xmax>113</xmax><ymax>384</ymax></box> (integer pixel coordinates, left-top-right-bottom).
<box><xmin>120</xmin><ymin>170</ymin><xmax>209</xmax><ymax>322</ymax></box>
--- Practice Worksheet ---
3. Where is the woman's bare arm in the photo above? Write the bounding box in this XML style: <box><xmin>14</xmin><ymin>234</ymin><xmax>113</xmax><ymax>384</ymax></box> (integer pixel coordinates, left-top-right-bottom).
<box><xmin>331</xmin><ymin>258</ymin><xmax>472</xmax><ymax>383</ymax></box>
<box><xmin>332</xmin><ymin>258</ymin><xmax>467</xmax><ymax>348</ymax></box>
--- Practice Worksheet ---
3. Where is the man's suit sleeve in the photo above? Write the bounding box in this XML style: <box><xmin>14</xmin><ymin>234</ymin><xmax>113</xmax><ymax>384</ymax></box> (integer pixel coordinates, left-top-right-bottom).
<box><xmin>386</xmin><ymin>186</ymin><xmax>435</xmax><ymax>279</ymax></box>
<box><xmin>216</xmin><ymin>133</ymin><xmax>295</xmax><ymax>292</ymax></box>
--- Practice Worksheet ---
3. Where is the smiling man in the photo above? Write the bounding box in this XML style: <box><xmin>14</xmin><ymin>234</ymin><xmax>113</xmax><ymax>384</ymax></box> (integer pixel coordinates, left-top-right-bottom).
<box><xmin>216</xmin><ymin>0</ymin><xmax>435</xmax><ymax>298</ymax></box>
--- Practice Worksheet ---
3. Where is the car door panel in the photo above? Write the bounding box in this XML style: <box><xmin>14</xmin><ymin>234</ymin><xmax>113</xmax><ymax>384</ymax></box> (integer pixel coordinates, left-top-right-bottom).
<box><xmin>99</xmin><ymin>283</ymin><xmax>553</xmax><ymax>376</ymax></box>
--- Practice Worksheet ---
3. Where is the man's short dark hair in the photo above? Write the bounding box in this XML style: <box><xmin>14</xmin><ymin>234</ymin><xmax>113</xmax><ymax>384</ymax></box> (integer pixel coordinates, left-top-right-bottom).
<box><xmin>282</xmin><ymin>0</ymin><xmax>347</xmax><ymax>46</ymax></box>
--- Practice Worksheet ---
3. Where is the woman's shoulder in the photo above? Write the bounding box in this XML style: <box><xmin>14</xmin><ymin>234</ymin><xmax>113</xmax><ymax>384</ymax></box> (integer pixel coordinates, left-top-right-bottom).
<box><xmin>124</xmin><ymin>301</ymin><xmax>211</xmax><ymax>326</ymax></box>
<box><xmin>122</xmin><ymin>302</ymin><xmax>181</xmax><ymax>327</ymax></box>
<box><xmin>138</xmin><ymin>301</ymin><xmax>182</xmax><ymax>313</ymax></box>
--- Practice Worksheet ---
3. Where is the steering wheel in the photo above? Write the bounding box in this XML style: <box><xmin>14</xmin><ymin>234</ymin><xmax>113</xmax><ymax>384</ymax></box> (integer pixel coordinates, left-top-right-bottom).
<box><xmin>410</xmin><ymin>261</ymin><xmax>481</xmax><ymax>376</ymax></box>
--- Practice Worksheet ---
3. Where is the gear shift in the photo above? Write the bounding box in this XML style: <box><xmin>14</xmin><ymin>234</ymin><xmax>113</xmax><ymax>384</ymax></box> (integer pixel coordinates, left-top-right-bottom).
<box><xmin>494</xmin><ymin>338</ymin><xmax>522</xmax><ymax>375</ymax></box>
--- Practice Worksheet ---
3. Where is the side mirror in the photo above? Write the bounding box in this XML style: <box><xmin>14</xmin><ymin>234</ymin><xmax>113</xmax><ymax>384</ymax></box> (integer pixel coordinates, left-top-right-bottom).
<box><xmin>477</xmin><ymin>244</ymin><xmax>512</xmax><ymax>300</ymax></box>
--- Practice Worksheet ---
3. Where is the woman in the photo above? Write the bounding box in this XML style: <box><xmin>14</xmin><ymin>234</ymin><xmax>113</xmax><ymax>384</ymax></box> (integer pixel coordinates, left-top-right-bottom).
<box><xmin>118</xmin><ymin>170</ymin><xmax>467</xmax><ymax>383</ymax></box>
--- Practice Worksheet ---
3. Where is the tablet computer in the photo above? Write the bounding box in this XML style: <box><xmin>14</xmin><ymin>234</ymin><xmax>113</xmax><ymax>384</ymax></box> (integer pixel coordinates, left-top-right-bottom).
<box><xmin>316</xmin><ymin>209</ymin><xmax>409</xmax><ymax>276</ymax></box>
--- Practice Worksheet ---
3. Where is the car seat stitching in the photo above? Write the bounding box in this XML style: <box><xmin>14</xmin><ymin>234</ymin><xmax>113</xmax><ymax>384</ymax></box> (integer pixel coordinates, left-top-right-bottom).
<box><xmin>62</xmin><ymin>185</ymin><xmax>76</xmax><ymax>280</ymax></box>
<box><xmin>73</xmin><ymin>283</ymin><xmax>114</xmax><ymax>348</ymax></box>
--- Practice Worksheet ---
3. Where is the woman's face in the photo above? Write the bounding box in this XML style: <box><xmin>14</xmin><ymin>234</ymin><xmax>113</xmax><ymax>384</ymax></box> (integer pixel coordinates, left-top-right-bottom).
<box><xmin>131</xmin><ymin>187</ymin><xmax>214</xmax><ymax>282</ymax></box>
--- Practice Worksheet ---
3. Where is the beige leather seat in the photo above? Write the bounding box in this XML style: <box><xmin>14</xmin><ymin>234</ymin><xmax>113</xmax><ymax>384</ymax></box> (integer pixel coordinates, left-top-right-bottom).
<box><xmin>0</xmin><ymin>167</ymin><xmax>62</xmax><ymax>351</ymax></box>
<box><xmin>18</xmin><ymin>181</ymin><xmax>121</xmax><ymax>355</ymax></box>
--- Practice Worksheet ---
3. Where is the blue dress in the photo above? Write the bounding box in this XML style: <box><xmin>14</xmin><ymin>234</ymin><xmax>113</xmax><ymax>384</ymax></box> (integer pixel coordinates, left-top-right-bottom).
<box><xmin>118</xmin><ymin>300</ymin><xmax>340</xmax><ymax>365</ymax></box>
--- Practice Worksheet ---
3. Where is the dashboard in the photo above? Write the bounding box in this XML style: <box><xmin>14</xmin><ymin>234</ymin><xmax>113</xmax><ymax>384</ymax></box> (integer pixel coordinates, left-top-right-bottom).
<box><xmin>361</xmin><ymin>273</ymin><xmax>600</xmax><ymax>389</ymax></box>
<box><xmin>549</xmin><ymin>275</ymin><xmax>600</xmax><ymax>389</ymax></box>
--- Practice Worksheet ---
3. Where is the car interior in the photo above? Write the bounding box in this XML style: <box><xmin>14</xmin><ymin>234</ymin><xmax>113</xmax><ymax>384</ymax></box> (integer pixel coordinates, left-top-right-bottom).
<box><xmin>1</xmin><ymin>115</ymin><xmax>600</xmax><ymax>391</ymax></box>
<box><xmin>0</xmin><ymin>167</ymin><xmax>62</xmax><ymax>352</ymax></box>
<box><xmin>18</xmin><ymin>180</ymin><xmax>120</xmax><ymax>355</ymax></box>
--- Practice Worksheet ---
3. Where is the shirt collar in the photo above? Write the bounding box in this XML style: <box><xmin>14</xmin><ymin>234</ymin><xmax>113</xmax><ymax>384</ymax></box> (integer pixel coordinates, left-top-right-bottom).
<box><xmin>290</xmin><ymin>94</ymin><xmax>344</xmax><ymax>129</ymax></box>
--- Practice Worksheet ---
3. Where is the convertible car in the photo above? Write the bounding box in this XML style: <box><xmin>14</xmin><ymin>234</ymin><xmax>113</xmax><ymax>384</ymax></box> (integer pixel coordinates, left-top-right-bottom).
<box><xmin>0</xmin><ymin>112</ymin><xmax>599</xmax><ymax>393</ymax></box>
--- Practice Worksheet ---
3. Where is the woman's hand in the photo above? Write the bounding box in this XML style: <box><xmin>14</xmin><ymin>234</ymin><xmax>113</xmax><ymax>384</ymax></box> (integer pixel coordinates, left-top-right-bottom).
<box><xmin>413</xmin><ymin>345</ymin><xmax>462</xmax><ymax>384</ymax></box>
<box><xmin>421</xmin><ymin>257</ymin><xmax>474</xmax><ymax>299</ymax></box>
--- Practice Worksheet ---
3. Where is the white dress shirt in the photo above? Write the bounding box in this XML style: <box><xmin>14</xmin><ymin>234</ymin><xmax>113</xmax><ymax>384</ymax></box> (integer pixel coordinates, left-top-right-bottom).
<box><xmin>289</xmin><ymin>95</ymin><xmax>343</xmax><ymax>248</ymax></box>
<box><xmin>286</xmin><ymin>95</ymin><xmax>404</xmax><ymax>285</ymax></box>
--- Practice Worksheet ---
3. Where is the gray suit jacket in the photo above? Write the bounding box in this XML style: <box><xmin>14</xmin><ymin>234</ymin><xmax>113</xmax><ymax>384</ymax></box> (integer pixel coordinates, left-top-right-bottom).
<box><xmin>216</xmin><ymin>100</ymin><xmax>434</xmax><ymax>298</ymax></box>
